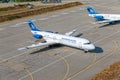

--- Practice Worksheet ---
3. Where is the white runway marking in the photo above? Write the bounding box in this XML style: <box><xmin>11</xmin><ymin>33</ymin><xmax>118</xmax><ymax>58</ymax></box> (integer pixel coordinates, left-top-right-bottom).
<box><xmin>61</xmin><ymin>13</ymin><xmax>69</xmax><ymax>15</ymax></box>
<box><xmin>10</xmin><ymin>22</ymin><xmax>28</xmax><ymax>27</ymax></box>
<box><xmin>69</xmin><ymin>11</ymin><xmax>77</xmax><ymax>13</ymax></box>
<box><xmin>10</xmin><ymin>20</ymin><xmax>36</xmax><ymax>27</ymax></box>
<box><xmin>93</xmin><ymin>2</ymin><xmax>118</xmax><ymax>11</ymax></box>
<box><xmin>0</xmin><ymin>28</ymin><xmax>4</xmax><ymax>31</ymax></box>
<box><xmin>94</xmin><ymin>31</ymin><xmax>120</xmax><ymax>44</ymax></box>
<box><xmin>50</xmin><ymin>15</ymin><xmax>59</xmax><ymax>18</ymax></box>
<box><xmin>78</xmin><ymin>8</ymin><xmax>85</xmax><ymax>10</ymax></box>
<box><xmin>5</xmin><ymin>9</ymin><xmax>78</xmax><ymax>28</ymax></box>
<box><xmin>38</xmin><ymin>18</ymin><xmax>49</xmax><ymax>21</ymax></box>
<box><xmin>0</xmin><ymin>51</ymin><xmax>28</xmax><ymax>63</ymax></box>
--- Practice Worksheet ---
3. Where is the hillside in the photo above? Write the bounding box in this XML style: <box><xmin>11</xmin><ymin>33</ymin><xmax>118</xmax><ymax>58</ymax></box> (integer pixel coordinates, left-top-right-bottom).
<box><xmin>92</xmin><ymin>60</ymin><xmax>120</xmax><ymax>80</ymax></box>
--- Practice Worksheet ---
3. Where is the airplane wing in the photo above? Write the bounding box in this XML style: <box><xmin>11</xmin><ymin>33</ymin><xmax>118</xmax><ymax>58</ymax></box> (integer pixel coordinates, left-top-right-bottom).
<box><xmin>65</xmin><ymin>29</ymin><xmax>77</xmax><ymax>36</ymax></box>
<box><xmin>18</xmin><ymin>41</ymin><xmax>56</xmax><ymax>50</ymax></box>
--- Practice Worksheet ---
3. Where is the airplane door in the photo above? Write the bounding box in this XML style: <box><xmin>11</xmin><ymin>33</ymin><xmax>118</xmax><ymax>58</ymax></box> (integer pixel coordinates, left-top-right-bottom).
<box><xmin>53</xmin><ymin>36</ymin><xmax>58</xmax><ymax>43</ymax></box>
<box><xmin>78</xmin><ymin>42</ymin><xmax>82</xmax><ymax>48</ymax></box>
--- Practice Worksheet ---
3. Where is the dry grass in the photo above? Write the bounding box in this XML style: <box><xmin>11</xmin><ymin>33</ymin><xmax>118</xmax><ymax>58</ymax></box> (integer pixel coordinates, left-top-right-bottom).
<box><xmin>92</xmin><ymin>60</ymin><xmax>120</xmax><ymax>80</ymax></box>
<box><xmin>0</xmin><ymin>2</ymin><xmax>83</xmax><ymax>22</ymax></box>
<box><xmin>0</xmin><ymin>5</ymin><xmax>53</xmax><ymax>15</ymax></box>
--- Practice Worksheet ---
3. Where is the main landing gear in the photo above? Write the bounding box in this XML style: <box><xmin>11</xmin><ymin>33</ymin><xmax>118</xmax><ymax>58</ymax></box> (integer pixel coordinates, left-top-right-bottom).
<box><xmin>109</xmin><ymin>21</ymin><xmax>115</xmax><ymax>24</ymax></box>
<box><xmin>84</xmin><ymin>50</ymin><xmax>88</xmax><ymax>53</ymax></box>
<box><xmin>48</xmin><ymin>45</ymin><xmax>54</xmax><ymax>48</ymax></box>
<box><xmin>48</xmin><ymin>44</ymin><xmax>61</xmax><ymax>48</ymax></box>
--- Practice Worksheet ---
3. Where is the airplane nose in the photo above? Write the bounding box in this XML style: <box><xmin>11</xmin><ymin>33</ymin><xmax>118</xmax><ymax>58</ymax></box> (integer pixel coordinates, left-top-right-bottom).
<box><xmin>83</xmin><ymin>44</ymin><xmax>95</xmax><ymax>51</ymax></box>
<box><xmin>90</xmin><ymin>44</ymin><xmax>95</xmax><ymax>50</ymax></box>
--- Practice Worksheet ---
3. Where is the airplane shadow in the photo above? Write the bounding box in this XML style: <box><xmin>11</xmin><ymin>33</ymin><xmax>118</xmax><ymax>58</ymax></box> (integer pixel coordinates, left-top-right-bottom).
<box><xmin>30</xmin><ymin>46</ymin><xmax>103</xmax><ymax>54</ymax></box>
<box><xmin>99</xmin><ymin>21</ymin><xmax>120</xmax><ymax>28</ymax></box>
<box><xmin>89</xmin><ymin>46</ymin><xmax>103</xmax><ymax>53</ymax></box>
<box><xmin>75</xmin><ymin>33</ymin><xmax>83</xmax><ymax>37</ymax></box>
<box><xmin>30</xmin><ymin>44</ymin><xmax>63</xmax><ymax>54</ymax></box>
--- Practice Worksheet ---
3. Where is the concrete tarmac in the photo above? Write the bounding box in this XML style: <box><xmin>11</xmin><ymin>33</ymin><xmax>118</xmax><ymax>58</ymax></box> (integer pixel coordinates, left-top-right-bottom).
<box><xmin>0</xmin><ymin>0</ymin><xmax>120</xmax><ymax>80</ymax></box>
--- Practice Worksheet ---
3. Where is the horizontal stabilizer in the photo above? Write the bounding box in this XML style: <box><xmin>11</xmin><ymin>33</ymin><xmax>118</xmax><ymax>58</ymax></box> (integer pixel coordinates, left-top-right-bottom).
<box><xmin>18</xmin><ymin>47</ymin><xmax>28</xmax><ymax>50</ymax></box>
<box><xmin>18</xmin><ymin>41</ymin><xmax>56</xmax><ymax>51</ymax></box>
<box><xmin>18</xmin><ymin>44</ymin><xmax>39</xmax><ymax>50</ymax></box>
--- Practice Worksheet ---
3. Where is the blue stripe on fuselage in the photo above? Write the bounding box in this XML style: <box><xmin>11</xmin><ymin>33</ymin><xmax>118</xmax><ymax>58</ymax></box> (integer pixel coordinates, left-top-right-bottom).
<box><xmin>62</xmin><ymin>37</ymin><xmax>76</xmax><ymax>43</ymax></box>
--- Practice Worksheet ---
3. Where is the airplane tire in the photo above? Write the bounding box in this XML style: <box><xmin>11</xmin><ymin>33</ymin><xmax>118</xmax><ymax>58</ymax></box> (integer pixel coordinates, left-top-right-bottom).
<box><xmin>84</xmin><ymin>51</ymin><xmax>88</xmax><ymax>53</ymax></box>
<box><xmin>109</xmin><ymin>22</ymin><xmax>115</xmax><ymax>24</ymax></box>
<box><xmin>48</xmin><ymin>45</ymin><xmax>53</xmax><ymax>48</ymax></box>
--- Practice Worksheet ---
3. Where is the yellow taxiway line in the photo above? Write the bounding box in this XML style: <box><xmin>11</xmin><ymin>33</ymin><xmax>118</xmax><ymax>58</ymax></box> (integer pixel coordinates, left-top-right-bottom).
<box><xmin>67</xmin><ymin>53</ymin><xmax>97</xmax><ymax>80</ymax></box>
<box><xmin>24</xmin><ymin>68</ymin><xmax>34</xmax><ymax>80</ymax></box>
<box><xmin>67</xmin><ymin>40</ymin><xmax>119</xmax><ymax>80</ymax></box>
<box><xmin>57</xmin><ymin>55</ymin><xmax>70</xmax><ymax>80</ymax></box>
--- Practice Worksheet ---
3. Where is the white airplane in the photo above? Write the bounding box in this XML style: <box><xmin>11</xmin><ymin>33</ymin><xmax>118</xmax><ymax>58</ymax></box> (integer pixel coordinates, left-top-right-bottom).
<box><xmin>18</xmin><ymin>20</ymin><xmax>95</xmax><ymax>53</ymax></box>
<box><xmin>86</xmin><ymin>6</ymin><xmax>120</xmax><ymax>24</ymax></box>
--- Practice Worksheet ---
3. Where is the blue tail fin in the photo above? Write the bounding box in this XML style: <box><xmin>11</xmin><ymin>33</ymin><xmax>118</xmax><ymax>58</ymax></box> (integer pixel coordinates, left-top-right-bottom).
<box><xmin>27</xmin><ymin>20</ymin><xmax>41</xmax><ymax>31</ymax></box>
<box><xmin>86</xmin><ymin>6</ymin><xmax>99</xmax><ymax>14</ymax></box>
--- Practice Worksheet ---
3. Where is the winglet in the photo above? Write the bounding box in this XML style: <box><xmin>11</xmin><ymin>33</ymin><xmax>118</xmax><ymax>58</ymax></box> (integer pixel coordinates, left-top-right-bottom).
<box><xmin>65</xmin><ymin>29</ymin><xmax>77</xmax><ymax>36</ymax></box>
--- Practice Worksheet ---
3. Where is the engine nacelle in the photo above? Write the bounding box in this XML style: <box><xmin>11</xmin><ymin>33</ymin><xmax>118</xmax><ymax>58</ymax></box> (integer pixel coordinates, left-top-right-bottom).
<box><xmin>33</xmin><ymin>34</ymin><xmax>43</xmax><ymax>39</ymax></box>
<box><xmin>45</xmin><ymin>30</ymin><xmax>53</xmax><ymax>33</ymax></box>
<box><xmin>94</xmin><ymin>16</ymin><xmax>103</xmax><ymax>20</ymax></box>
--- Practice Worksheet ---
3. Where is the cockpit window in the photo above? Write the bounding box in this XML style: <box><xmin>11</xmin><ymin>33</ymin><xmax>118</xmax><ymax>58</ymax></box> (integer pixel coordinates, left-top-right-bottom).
<box><xmin>84</xmin><ymin>42</ymin><xmax>91</xmax><ymax>45</ymax></box>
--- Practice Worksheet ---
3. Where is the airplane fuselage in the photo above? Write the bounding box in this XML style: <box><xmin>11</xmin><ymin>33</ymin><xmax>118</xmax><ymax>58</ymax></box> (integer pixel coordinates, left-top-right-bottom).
<box><xmin>18</xmin><ymin>20</ymin><xmax>95</xmax><ymax>52</ymax></box>
<box><xmin>90</xmin><ymin>14</ymin><xmax>120</xmax><ymax>21</ymax></box>
<box><xmin>86</xmin><ymin>6</ymin><xmax>120</xmax><ymax>24</ymax></box>
<box><xmin>32</xmin><ymin>31</ymin><xmax>95</xmax><ymax>51</ymax></box>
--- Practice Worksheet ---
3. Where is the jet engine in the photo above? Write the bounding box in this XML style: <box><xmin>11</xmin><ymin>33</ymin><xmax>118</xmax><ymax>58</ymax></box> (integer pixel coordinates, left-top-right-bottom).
<box><xmin>94</xmin><ymin>16</ymin><xmax>104</xmax><ymax>20</ymax></box>
<box><xmin>33</xmin><ymin>34</ymin><xmax>43</xmax><ymax>39</ymax></box>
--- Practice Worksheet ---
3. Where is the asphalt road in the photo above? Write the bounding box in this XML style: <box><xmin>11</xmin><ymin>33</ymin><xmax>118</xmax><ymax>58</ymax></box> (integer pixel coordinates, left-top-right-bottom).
<box><xmin>0</xmin><ymin>0</ymin><xmax>120</xmax><ymax>80</ymax></box>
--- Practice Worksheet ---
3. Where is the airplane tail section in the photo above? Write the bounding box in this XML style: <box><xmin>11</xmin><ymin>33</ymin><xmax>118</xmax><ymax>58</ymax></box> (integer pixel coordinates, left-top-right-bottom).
<box><xmin>86</xmin><ymin>6</ymin><xmax>99</xmax><ymax>15</ymax></box>
<box><xmin>27</xmin><ymin>20</ymin><xmax>41</xmax><ymax>31</ymax></box>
